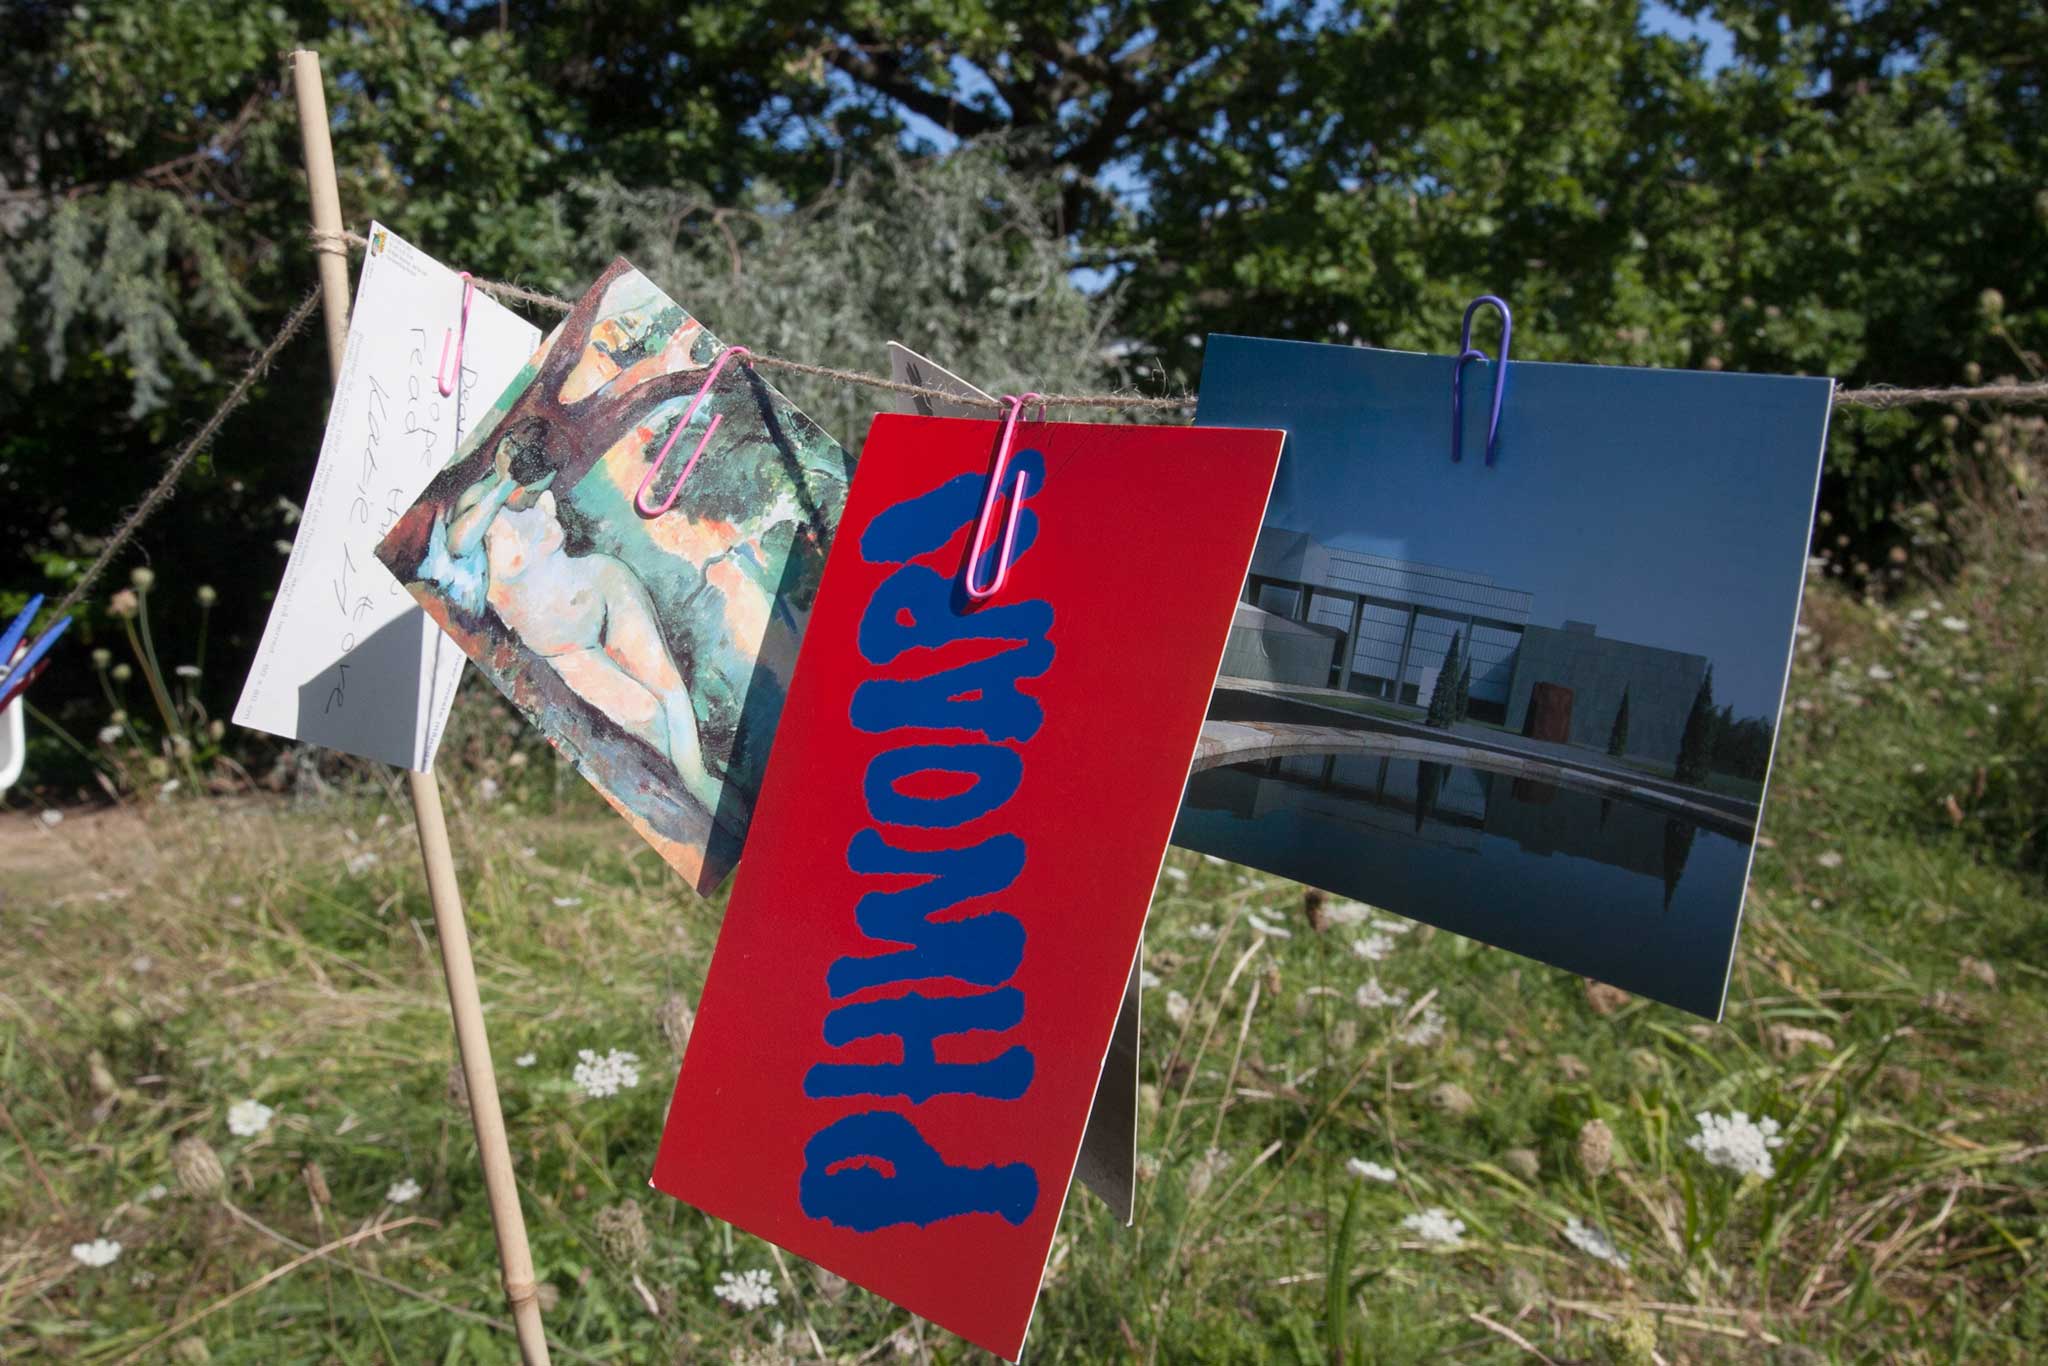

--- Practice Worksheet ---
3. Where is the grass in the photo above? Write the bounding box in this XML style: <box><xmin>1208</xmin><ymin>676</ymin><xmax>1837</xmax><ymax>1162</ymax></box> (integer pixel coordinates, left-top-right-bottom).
<box><xmin>4</xmin><ymin>482</ymin><xmax>2046</xmax><ymax>1362</ymax></box>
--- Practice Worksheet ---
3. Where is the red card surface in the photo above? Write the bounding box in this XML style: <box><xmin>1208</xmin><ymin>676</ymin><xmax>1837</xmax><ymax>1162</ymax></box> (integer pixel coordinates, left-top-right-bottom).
<box><xmin>652</xmin><ymin>413</ymin><xmax>1283</xmax><ymax>1359</ymax></box>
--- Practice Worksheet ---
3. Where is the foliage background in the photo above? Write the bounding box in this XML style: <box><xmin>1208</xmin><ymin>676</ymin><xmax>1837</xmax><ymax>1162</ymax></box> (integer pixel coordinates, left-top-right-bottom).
<box><xmin>1</xmin><ymin>0</ymin><xmax>2044</xmax><ymax>790</ymax></box>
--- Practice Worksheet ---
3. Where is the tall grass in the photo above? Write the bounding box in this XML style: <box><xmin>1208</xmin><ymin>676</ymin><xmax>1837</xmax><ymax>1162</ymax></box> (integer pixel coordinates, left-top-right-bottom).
<box><xmin>2</xmin><ymin>425</ymin><xmax>2044</xmax><ymax>1362</ymax></box>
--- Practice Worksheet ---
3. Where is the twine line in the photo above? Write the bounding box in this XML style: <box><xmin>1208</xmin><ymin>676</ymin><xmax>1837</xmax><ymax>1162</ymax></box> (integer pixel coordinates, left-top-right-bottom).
<box><xmin>37</xmin><ymin>233</ymin><xmax>2048</xmax><ymax>626</ymax></box>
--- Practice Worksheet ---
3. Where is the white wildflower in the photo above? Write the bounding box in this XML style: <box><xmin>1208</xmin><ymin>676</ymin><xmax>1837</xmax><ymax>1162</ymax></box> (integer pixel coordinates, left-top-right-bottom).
<box><xmin>478</xmin><ymin>776</ymin><xmax>501</xmax><ymax>803</ymax></box>
<box><xmin>384</xmin><ymin>1177</ymin><xmax>422</xmax><ymax>1204</ymax></box>
<box><xmin>1351</xmin><ymin>932</ymin><xmax>1395</xmax><ymax>962</ymax></box>
<box><xmin>1939</xmin><ymin>616</ymin><xmax>1968</xmax><ymax>633</ymax></box>
<box><xmin>551</xmin><ymin>896</ymin><xmax>582</xmax><ymax>908</ymax></box>
<box><xmin>1866</xmin><ymin>664</ymin><xmax>1894</xmax><ymax>682</ymax></box>
<box><xmin>1907</xmin><ymin>607</ymin><xmax>1929</xmax><ymax>622</ymax></box>
<box><xmin>70</xmin><ymin>1238</ymin><xmax>123</xmax><ymax>1268</ymax></box>
<box><xmin>1245</xmin><ymin>910</ymin><xmax>1293</xmax><ymax>939</ymax></box>
<box><xmin>97</xmin><ymin>724</ymin><xmax>123</xmax><ymax>744</ymax></box>
<box><xmin>1139</xmin><ymin>968</ymin><xmax>1162</xmax><ymax>989</ymax></box>
<box><xmin>714</xmin><ymin>1267</ymin><xmax>779</xmax><ymax>1311</ymax></box>
<box><xmin>1165</xmin><ymin>990</ymin><xmax>1191</xmax><ymax>1026</ymax></box>
<box><xmin>344</xmin><ymin>850</ymin><xmax>380</xmax><ymax>876</ymax></box>
<box><xmin>1356</xmin><ymin>978</ymin><xmax>1410</xmax><ymax>1010</ymax></box>
<box><xmin>1369</xmin><ymin>916</ymin><xmax>1414</xmax><ymax>934</ymax></box>
<box><xmin>1346</xmin><ymin>1158</ymin><xmax>1397</xmax><ymax>1182</ymax></box>
<box><xmin>514</xmin><ymin>1052</ymin><xmax>537</xmax><ymax>1068</ymax></box>
<box><xmin>1563</xmin><ymin>1216</ymin><xmax>1630</xmax><ymax>1268</ymax></box>
<box><xmin>1187</xmin><ymin>922</ymin><xmax>1218</xmax><ymax>941</ymax></box>
<box><xmin>1398</xmin><ymin>1006</ymin><xmax>1446</xmax><ymax>1047</ymax></box>
<box><xmin>1400</xmin><ymin>1207</ymin><xmax>1465</xmax><ymax>1247</ymax></box>
<box><xmin>1816</xmin><ymin>850</ymin><xmax>1844</xmax><ymax>869</ymax></box>
<box><xmin>175</xmin><ymin>664</ymin><xmax>202</xmax><ymax>679</ymax></box>
<box><xmin>226</xmin><ymin>1098</ymin><xmax>274</xmax><ymax>1137</ymax></box>
<box><xmin>1685</xmin><ymin>1110</ymin><xmax>1785</xmax><ymax>1179</ymax></box>
<box><xmin>572</xmin><ymin>1048</ymin><xmax>641</xmax><ymax>1099</ymax></box>
<box><xmin>1320</xmin><ymin>899</ymin><xmax>1372</xmax><ymax>926</ymax></box>
<box><xmin>1161</xmin><ymin>866</ymin><xmax>1189</xmax><ymax>885</ymax></box>
<box><xmin>141</xmin><ymin>1183</ymin><xmax>169</xmax><ymax>1202</ymax></box>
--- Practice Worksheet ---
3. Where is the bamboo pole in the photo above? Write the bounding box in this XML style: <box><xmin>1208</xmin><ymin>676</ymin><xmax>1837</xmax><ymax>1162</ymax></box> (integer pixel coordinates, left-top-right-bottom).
<box><xmin>289</xmin><ymin>50</ymin><xmax>552</xmax><ymax>1366</ymax></box>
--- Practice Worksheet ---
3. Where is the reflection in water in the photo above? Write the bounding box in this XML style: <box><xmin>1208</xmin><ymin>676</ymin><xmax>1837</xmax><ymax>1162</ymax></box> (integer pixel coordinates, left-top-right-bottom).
<box><xmin>1175</xmin><ymin>749</ymin><xmax>1753</xmax><ymax>1017</ymax></box>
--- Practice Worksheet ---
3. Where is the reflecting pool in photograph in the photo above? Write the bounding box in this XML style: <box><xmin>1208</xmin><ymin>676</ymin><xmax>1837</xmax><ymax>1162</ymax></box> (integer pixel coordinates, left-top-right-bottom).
<box><xmin>1174</xmin><ymin>749</ymin><xmax>1753</xmax><ymax>1017</ymax></box>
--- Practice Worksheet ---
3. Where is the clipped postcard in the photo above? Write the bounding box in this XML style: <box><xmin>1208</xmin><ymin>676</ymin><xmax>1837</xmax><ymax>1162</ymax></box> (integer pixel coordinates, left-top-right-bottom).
<box><xmin>884</xmin><ymin>340</ymin><xmax>1142</xmax><ymax>1221</ymax></box>
<box><xmin>236</xmin><ymin>223</ymin><xmax>540</xmax><ymax>768</ymax></box>
<box><xmin>376</xmin><ymin>259</ymin><xmax>850</xmax><ymax>892</ymax></box>
<box><xmin>653</xmin><ymin>412</ymin><xmax>1285</xmax><ymax>1359</ymax></box>
<box><xmin>1186</xmin><ymin>336</ymin><xmax>1831</xmax><ymax>1017</ymax></box>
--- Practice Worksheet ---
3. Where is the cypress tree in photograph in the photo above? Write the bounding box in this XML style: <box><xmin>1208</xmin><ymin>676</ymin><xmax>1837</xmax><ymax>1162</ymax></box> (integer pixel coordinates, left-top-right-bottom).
<box><xmin>1676</xmin><ymin>668</ymin><xmax>1717</xmax><ymax>784</ymax></box>
<box><xmin>1608</xmin><ymin>687</ymin><xmax>1631</xmax><ymax>757</ymax></box>
<box><xmin>1426</xmin><ymin>630</ymin><xmax>1463</xmax><ymax>729</ymax></box>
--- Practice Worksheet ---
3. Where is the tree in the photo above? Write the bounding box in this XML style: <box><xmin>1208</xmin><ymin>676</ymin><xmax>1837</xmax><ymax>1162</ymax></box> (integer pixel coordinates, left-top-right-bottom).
<box><xmin>1454</xmin><ymin>658</ymin><xmax>1473</xmax><ymax>723</ymax></box>
<box><xmin>1608</xmin><ymin>688</ymin><xmax>1631</xmax><ymax>757</ymax></box>
<box><xmin>1426</xmin><ymin>630</ymin><xmax>1462</xmax><ymax>729</ymax></box>
<box><xmin>1675</xmin><ymin>668</ymin><xmax>1718</xmax><ymax>785</ymax></box>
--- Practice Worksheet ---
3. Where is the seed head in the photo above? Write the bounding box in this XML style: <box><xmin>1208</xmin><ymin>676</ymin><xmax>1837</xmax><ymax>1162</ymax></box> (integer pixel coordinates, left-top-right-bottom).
<box><xmin>1597</xmin><ymin>1311</ymin><xmax>1657</xmax><ymax>1366</ymax></box>
<box><xmin>92</xmin><ymin>648</ymin><xmax>112</xmax><ymax>669</ymax></box>
<box><xmin>173</xmin><ymin>1135</ymin><xmax>226</xmax><ymax>1197</ymax></box>
<box><xmin>1576</xmin><ymin>1118</ymin><xmax>1614</xmax><ymax>1178</ymax></box>
<box><xmin>130</xmin><ymin>566</ymin><xmax>156</xmax><ymax>593</ymax></box>
<box><xmin>196</xmin><ymin>585</ymin><xmax>217</xmax><ymax>607</ymax></box>
<box><xmin>594</xmin><ymin>1199</ymin><xmax>652</xmax><ymax>1266</ymax></box>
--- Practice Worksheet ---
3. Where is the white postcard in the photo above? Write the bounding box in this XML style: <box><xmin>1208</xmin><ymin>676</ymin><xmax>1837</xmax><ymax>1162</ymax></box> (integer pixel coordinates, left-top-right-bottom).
<box><xmin>235</xmin><ymin>224</ymin><xmax>541</xmax><ymax>769</ymax></box>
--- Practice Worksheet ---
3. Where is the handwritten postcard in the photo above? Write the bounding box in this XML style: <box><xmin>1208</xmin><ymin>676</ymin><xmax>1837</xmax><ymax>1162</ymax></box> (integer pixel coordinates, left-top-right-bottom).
<box><xmin>236</xmin><ymin>223</ymin><xmax>541</xmax><ymax>770</ymax></box>
<box><xmin>1185</xmin><ymin>337</ymin><xmax>1831</xmax><ymax>1017</ymax></box>
<box><xmin>653</xmin><ymin>413</ymin><xmax>1284</xmax><ymax>1359</ymax></box>
<box><xmin>376</xmin><ymin>259</ymin><xmax>850</xmax><ymax>892</ymax></box>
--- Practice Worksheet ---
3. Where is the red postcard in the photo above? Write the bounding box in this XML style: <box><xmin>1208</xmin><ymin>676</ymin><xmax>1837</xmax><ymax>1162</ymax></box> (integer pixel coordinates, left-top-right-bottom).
<box><xmin>651</xmin><ymin>412</ymin><xmax>1283</xmax><ymax>1359</ymax></box>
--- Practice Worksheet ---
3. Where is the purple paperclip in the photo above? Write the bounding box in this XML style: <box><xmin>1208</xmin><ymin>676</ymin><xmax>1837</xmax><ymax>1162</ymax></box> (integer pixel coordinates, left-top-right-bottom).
<box><xmin>634</xmin><ymin>346</ymin><xmax>754</xmax><ymax>517</ymax></box>
<box><xmin>1451</xmin><ymin>294</ymin><xmax>1512</xmax><ymax>466</ymax></box>
<box><xmin>962</xmin><ymin>393</ymin><xmax>1041</xmax><ymax>601</ymax></box>
<box><xmin>435</xmin><ymin>272</ymin><xmax>476</xmax><ymax>398</ymax></box>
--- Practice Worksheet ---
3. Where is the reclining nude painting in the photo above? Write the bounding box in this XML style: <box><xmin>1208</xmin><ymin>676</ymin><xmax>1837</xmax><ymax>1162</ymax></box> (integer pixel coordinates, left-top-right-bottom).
<box><xmin>376</xmin><ymin>258</ymin><xmax>850</xmax><ymax>892</ymax></box>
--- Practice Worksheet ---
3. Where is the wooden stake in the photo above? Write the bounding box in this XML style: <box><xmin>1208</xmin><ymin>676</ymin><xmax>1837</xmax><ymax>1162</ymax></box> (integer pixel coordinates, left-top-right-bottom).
<box><xmin>290</xmin><ymin>50</ymin><xmax>552</xmax><ymax>1366</ymax></box>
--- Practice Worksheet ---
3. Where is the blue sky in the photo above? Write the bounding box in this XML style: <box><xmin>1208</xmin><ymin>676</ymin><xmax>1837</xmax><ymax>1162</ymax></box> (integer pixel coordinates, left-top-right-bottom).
<box><xmin>1194</xmin><ymin>335</ymin><xmax>1829</xmax><ymax>721</ymax></box>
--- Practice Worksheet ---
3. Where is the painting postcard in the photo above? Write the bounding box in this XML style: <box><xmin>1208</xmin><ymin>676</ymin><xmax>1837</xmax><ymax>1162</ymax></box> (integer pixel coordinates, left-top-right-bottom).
<box><xmin>653</xmin><ymin>413</ymin><xmax>1285</xmax><ymax>1360</ymax></box>
<box><xmin>375</xmin><ymin>258</ymin><xmax>850</xmax><ymax>892</ymax></box>
<box><xmin>1186</xmin><ymin>336</ymin><xmax>1832</xmax><ymax>1018</ymax></box>
<box><xmin>236</xmin><ymin>222</ymin><xmax>540</xmax><ymax>770</ymax></box>
<box><xmin>884</xmin><ymin>340</ymin><xmax>1144</xmax><ymax>1220</ymax></box>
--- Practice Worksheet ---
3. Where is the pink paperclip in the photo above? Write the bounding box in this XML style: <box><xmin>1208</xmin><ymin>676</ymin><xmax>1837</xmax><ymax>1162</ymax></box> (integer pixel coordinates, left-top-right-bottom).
<box><xmin>962</xmin><ymin>392</ymin><xmax>1042</xmax><ymax>601</ymax></box>
<box><xmin>435</xmin><ymin>272</ymin><xmax>476</xmax><ymax>397</ymax></box>
<box><xmin>634</xmin><ymin>346</ymin><xmax>754</xmax><ymax>517</ymax></box>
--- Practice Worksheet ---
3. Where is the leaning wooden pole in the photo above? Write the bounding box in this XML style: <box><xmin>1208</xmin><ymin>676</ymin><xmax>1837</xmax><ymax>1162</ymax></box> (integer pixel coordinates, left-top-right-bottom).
<box><xmin>289</xmin><ymin>50</ymin><xmax>552</xmax><ymax>1366</ymax></box>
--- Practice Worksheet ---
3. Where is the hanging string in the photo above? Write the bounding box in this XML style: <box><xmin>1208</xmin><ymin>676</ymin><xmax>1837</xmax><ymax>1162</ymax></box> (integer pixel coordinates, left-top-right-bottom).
<box><xmin>46</xmin><ymin>286</ymin><xmax>324</xmax><ymax>624</ymax></box>
<box><xmin>36</xmin><ymin>234</ymin><xmax>2048</xmax><ymax>627</ymax></box>
<box><xmin>310</xmin><ymin>228</ymin><xmax>2048</xmax><ymax>415</ymax></box>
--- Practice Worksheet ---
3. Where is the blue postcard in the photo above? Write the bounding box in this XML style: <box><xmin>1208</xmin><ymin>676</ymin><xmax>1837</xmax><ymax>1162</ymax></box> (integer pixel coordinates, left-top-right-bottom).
<box><xmin>1184</xmin><ymin>336</ymin><xmax>1831</xmax><ymax>1017</ymax></box>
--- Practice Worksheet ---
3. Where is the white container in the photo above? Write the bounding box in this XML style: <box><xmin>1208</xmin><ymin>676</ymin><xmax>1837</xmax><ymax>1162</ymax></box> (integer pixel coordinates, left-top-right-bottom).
<box><xmin>0</xmin><ymin>697</ymin><xmax>24</xmax><ymax>792</ymax></box>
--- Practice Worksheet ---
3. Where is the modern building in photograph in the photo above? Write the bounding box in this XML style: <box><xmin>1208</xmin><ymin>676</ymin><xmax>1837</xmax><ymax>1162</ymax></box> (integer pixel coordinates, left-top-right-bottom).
<box><xmin>1227</xmin><ymin>526</ymin><xmax>1709</xmax><ymax>764</ymax></box>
